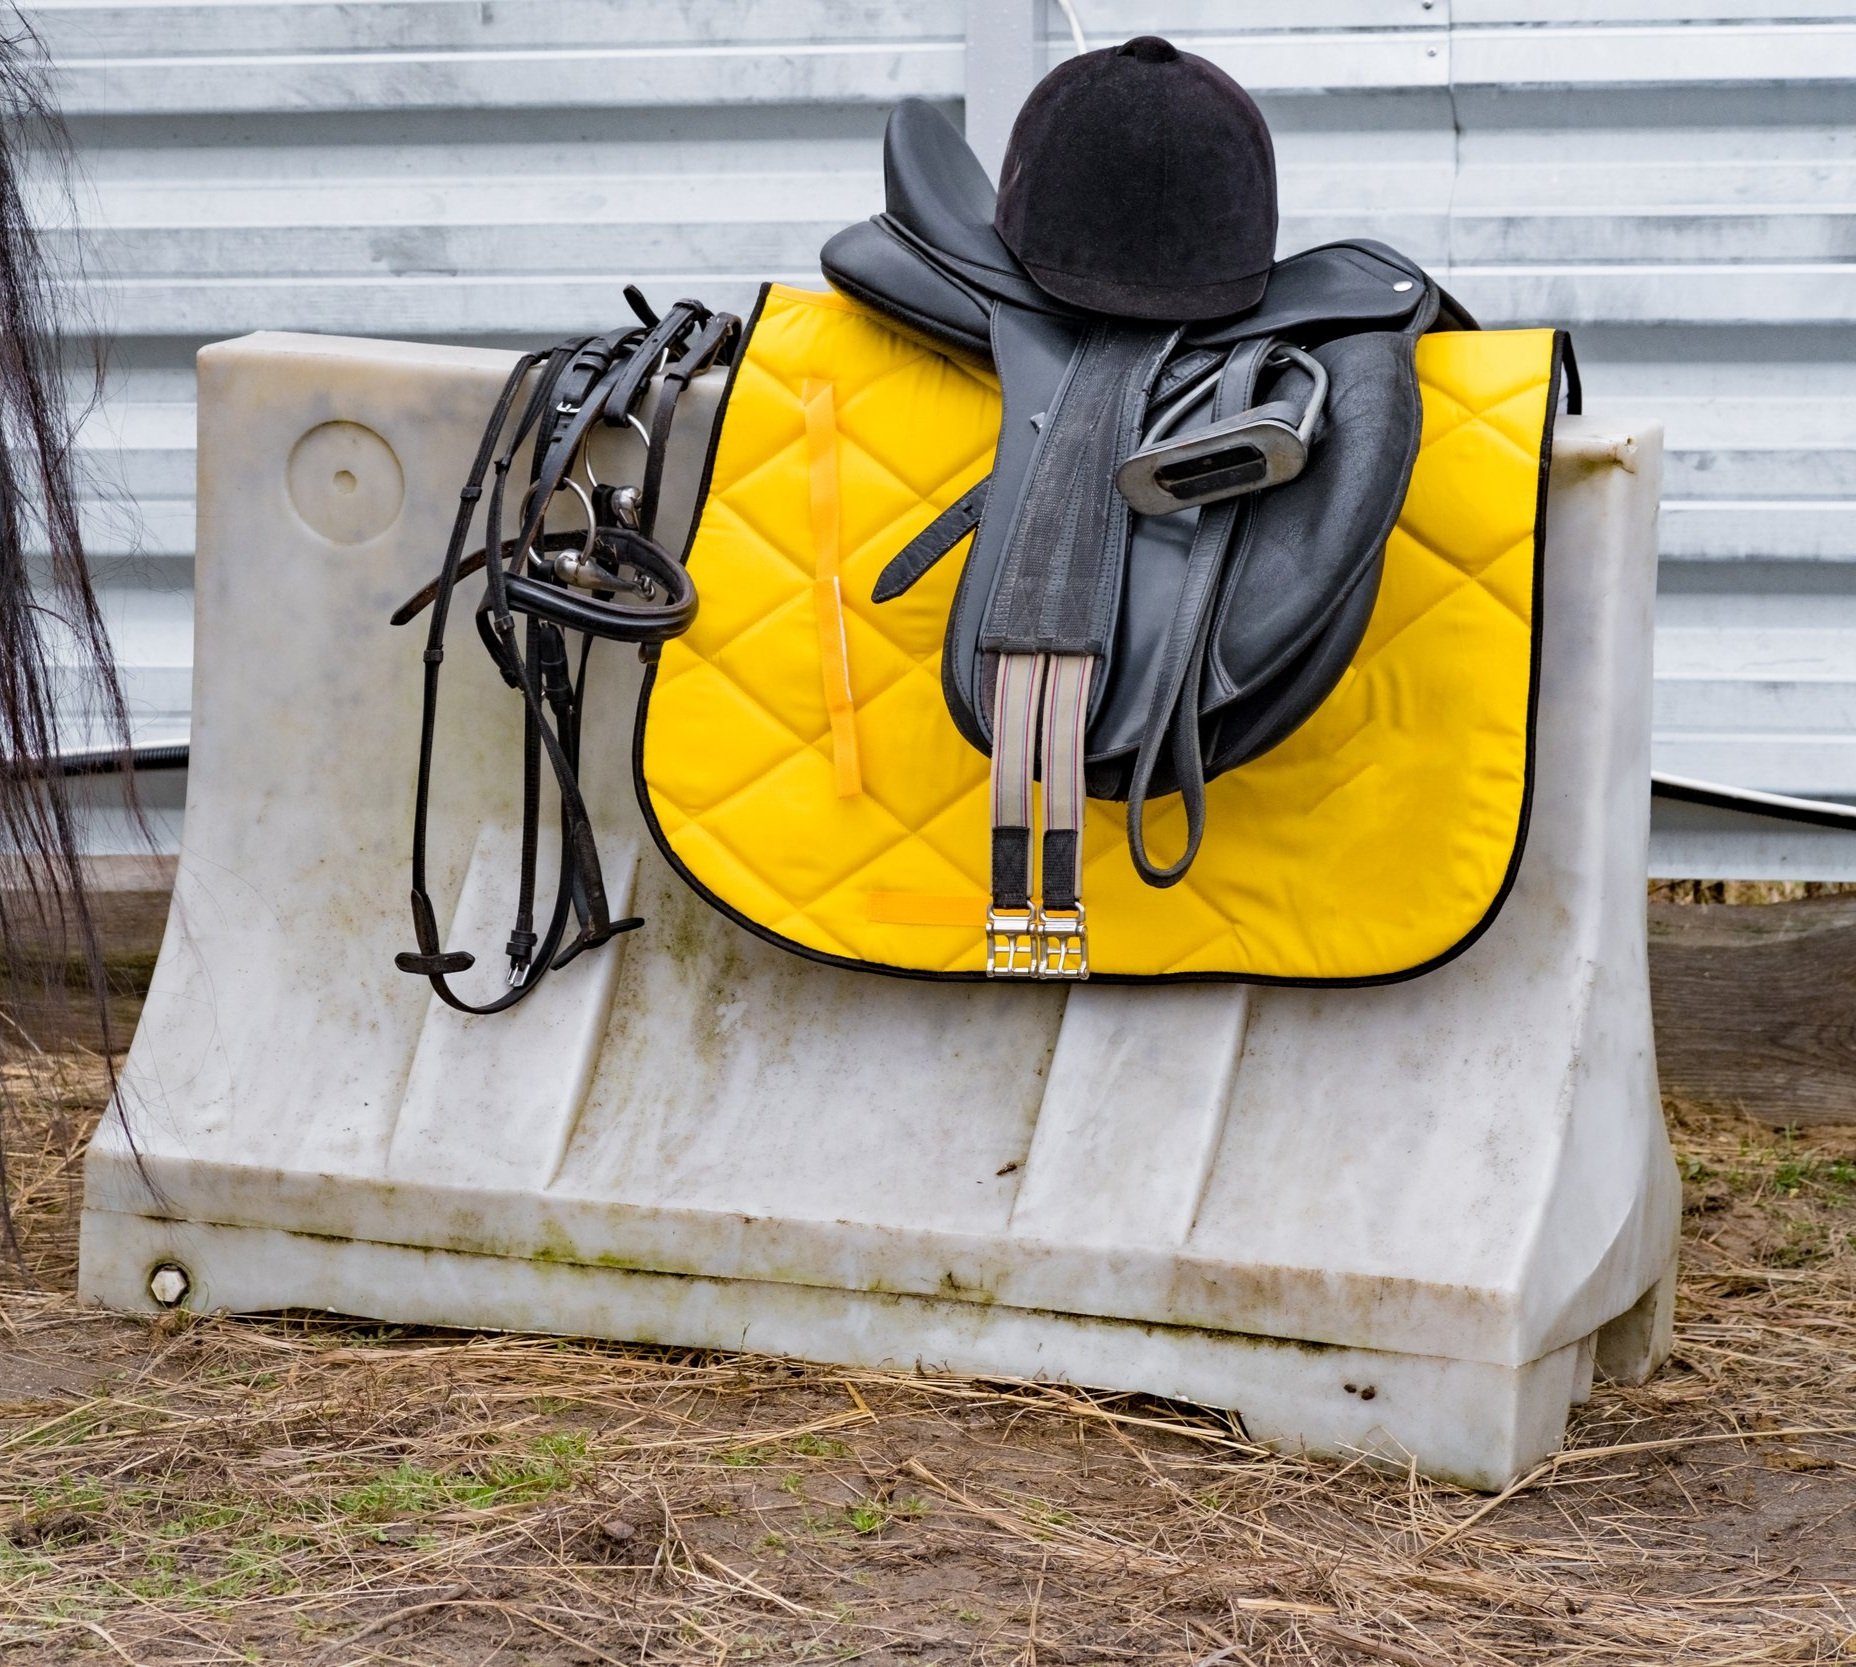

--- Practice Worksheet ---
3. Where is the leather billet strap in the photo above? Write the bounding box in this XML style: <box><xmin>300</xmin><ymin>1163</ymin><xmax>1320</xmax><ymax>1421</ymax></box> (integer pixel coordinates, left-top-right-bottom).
<box><xmin>394</xmin><ymin>292</ymin><xmax>738</xmax><ymax>1016</ymax></box>
<box><xmin>871</xmin><ymin>478</ymin><xmax>988</xmax><ymax>603</ymax></box>
<box><xmin>1037</xmin><ymin>653</ymin><xmax>1091</xmax><ymax>976</ymax></box>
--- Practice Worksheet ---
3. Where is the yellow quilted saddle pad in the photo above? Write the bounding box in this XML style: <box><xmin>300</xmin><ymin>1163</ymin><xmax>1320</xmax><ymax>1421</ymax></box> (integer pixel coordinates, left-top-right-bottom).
<box><xmin>637</xmin><ymin>284</ymin><xmax>1563</xmax><ymax>982</ymax></box>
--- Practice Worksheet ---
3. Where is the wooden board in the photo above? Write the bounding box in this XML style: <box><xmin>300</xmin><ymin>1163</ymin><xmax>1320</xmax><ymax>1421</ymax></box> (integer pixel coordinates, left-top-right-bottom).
<box><xmin>1</xmin><ymin>858</ymin><xmax>174</xmax><ymax>1052</ymax></box>
<box><xmin>1649</xmin><ymin>896</ymin><xmax>1856</xmax><ymax>1127</ymax></box>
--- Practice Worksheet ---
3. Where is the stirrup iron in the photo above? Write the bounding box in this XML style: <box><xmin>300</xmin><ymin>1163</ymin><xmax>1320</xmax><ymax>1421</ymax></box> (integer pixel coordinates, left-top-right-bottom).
<box><xmin>1115</xmin><ymin>342</ymin><xmax>1328</xmax><ymax>515</ymax></box>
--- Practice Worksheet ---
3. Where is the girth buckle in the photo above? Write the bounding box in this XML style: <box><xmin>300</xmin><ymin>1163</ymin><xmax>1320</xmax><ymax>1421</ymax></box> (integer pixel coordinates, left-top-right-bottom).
<box><xmin>1114</xmin><ymin>342</ymin><xmax>1329</xmax><ymax>516</ymax></box>
<box><xmin>986</xmin><ymin>908</ymin><xmax>1041</xmax><ymax>979</ymax></box>
<box><xmin>1038</xmin><ymin>905</ymin><xmax>1088</xmax><ymax>980</ymax></box>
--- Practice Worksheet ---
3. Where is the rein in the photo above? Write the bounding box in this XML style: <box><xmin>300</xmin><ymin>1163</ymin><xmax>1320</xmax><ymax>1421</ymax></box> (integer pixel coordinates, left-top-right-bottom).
<box><xmin>391</xmin><ymin>288</ymin><xmax>738</xmax><ymax>1014</ymax></box>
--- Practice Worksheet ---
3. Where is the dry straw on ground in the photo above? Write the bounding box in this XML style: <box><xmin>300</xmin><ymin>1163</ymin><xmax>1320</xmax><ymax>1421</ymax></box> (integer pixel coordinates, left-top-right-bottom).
<box><xmin>3</xmin><ymin>1049</ymin><xmax>1855</xmax><ymax>1665</ymax></box>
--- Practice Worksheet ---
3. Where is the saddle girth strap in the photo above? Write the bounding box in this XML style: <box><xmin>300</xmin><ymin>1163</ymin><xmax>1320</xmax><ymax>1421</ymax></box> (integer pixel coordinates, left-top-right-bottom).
<box><xmin>979</xmin><ymin>323</ymin><xmax>1177</xmax><ymax>657</ymax></box>
<box><xmin>979</xmin><ymin>323</ymin><xmax>1175</xmax><ymax>978</ymax></box>
<box><xmin>984</xmin><ymin>651</ymin><xmax>1093</xmax><ymax>979</ymax></box>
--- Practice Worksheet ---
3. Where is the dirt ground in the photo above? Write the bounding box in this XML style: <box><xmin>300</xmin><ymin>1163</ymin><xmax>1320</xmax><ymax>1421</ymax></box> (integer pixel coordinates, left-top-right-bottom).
<box><xmin>3</xmin><ymin>1052</ymin><xmax>1855</xmax><ymax>1666</ymax></box>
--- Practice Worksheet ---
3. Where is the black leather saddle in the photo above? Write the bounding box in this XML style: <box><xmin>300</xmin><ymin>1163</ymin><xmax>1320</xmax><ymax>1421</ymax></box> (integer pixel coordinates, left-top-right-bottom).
<box><xmin>822</xmin><ymin>92</ymin><xmax>1472</xmax><ymax>978</ymax></box>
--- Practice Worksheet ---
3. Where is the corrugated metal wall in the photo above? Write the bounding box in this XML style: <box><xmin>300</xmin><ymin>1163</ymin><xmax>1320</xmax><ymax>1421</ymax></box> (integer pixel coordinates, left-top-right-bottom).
<box><xmin>29</xmin><ymin>0</ymin><xmax>1856</xmax><ymax>872</ymax></box>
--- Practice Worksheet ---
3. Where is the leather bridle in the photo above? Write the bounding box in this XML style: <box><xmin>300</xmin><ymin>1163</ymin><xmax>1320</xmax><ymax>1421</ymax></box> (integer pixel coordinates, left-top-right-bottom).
<box><xmin>392</xmin><ymin>288</ymin><xmax>738</xmax><ymax>1014</ymax></box>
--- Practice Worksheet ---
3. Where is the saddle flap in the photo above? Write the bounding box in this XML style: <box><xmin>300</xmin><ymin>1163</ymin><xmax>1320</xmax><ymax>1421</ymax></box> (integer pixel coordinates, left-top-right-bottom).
<box><xmin>1079</xmin><ymin>328</ymin><xmax>1417</xmax><ymax>774</ymax></box>
<box><xmin>1206</xmin><ymin>329</ymin><xmax>1422</xmax><ymax>711</ymax></box>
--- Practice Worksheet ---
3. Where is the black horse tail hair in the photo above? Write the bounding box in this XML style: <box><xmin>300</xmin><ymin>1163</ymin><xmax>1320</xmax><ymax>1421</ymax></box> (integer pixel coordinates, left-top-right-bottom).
<box><xmin>0</xmin><ymin>10</ymin><xmax>142</xmax><ymax>1261</ymax></box>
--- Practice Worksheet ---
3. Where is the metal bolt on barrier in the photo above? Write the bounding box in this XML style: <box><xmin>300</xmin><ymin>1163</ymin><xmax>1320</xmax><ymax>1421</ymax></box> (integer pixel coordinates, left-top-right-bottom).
<box><xmin>148</xmin><ymin>1263</ymin><xmax>191</xmax><ymax>1308</ymax></box>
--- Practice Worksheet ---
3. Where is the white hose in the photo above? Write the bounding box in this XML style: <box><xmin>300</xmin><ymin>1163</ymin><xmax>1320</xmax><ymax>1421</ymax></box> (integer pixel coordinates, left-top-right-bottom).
<box><xmin>1051</xmin><ymin>0</ymin><xmax>1088</xmax><ymax>57</ymax></box>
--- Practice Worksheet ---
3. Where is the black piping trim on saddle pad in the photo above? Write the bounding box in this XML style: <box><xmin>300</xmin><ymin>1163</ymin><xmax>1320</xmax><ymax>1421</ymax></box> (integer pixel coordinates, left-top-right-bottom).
<box><xmin>631</xmin><ymin>322</ymin><xmax>1566</xmax><ymax>989</ymax></box>
<box><xmin>669</xmin><ymin>282</ymin><xmax>770</xmax><ymax>570</ymax></box>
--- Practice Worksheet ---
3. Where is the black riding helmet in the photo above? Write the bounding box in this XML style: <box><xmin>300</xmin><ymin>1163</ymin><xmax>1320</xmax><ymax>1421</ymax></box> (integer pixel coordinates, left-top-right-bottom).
<box><xmin>994</xmin><ymin>36</ymin><xmax>1277</xmax><ymax>322</ymax></box>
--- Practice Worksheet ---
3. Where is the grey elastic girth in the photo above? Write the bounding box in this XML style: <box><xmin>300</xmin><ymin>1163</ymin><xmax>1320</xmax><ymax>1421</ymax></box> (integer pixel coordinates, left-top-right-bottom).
<box><xmin>986</xmin><ymin>652</ymin><xmax>1092</xmax><ymax>978</ymax></box>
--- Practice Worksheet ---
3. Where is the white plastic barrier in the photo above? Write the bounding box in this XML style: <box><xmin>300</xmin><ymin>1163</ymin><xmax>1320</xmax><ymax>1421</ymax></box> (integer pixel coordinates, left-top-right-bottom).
<box><xmin>80</xmin><ymin>331</ymin><xmax>1678</xmax><ymax>1491</ymax></box>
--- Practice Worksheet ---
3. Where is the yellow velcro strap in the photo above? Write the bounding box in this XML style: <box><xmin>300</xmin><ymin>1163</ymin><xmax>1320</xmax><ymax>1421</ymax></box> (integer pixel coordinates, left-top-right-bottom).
<box><xmin>802</xmin><ymin>376</ymin><xmax>861</xmax><ymax>798</ymax></box>
<box><xmin>866</xmin><ymin>892</ymin><xmax>990</xmax><ymax>929</ymax></box>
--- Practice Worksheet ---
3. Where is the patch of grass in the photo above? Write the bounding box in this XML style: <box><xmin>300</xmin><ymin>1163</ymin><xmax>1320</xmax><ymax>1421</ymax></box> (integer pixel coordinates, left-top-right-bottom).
<box><xmin>124</xmin><ymin>1552</ymin><xmax>286</xmax><ymax>1606</ymax></box>
<box><xmin>150</xmin><ymin>1501</ymin><xmax>254</xmax><ymax>1540</ymax></box>
<box><xmin>17</xmin><ymin>1478</ymin><xmax>110</xmax><ymax>1517</ymax></box>
<box><xmin>1771</xmin><ymin>1154</ymin><xmax>1856</xmax><ymax>1196</ymax></box>
<box><xmin>721</xmin><ymin>1444</ymin><xmax>775</xmax><ymax>1468</ymax></box>
<box><xmin>0</xmin><ymin>1543</ymin><xmax>59</xmax><ymax>1581</ymax></box>
<box><xmin>1019</xmin><ymin>1497</ymin><xmax>1074</xmax><ymax>1528</ymax></box>
<box><xmin>331</xmin><ymin>1441</ymin><xmax>584</xmax><ymax>1522</ymax></box>
<box><xmin>531</xmin><ymin>1428</ymin><xmax>589</xmax><ymax>1462</ymax></box>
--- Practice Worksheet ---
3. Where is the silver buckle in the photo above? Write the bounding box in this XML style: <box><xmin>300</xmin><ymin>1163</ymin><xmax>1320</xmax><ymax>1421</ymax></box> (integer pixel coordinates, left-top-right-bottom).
<box><xmin>1114</xmin><ymin>343</ymin><xmax>1328</xmax><ymax>515</ymax></box>
<box><xmin>1038</xmin><ymin>906</ymin><xmax>1088</xmax><ymax>980</ymax></box>
<box><xmin>986</xmin><ymin>908</ymin><xmax>1041</xmax><ymax>979</ymax></box>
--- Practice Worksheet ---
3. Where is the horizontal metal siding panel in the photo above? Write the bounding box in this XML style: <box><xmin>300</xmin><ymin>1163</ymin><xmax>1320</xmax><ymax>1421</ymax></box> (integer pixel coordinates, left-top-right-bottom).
<box><xmin>35</xmin><ymin>0</ymin><xmax>949</xmax><ymax>802</ymax></box>
<box><xmin>32</xmin><ymin>1</ymin><xmax>1856</xmax><ymax>875</ymax></box>
<box><xmin>31</xmin><ymin>1</ymin><xmax>968</xmax><ymax>113</ymax></box>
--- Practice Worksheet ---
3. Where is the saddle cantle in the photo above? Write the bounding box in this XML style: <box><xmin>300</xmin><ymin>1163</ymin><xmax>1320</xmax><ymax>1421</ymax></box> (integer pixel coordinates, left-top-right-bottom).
<box><xmin>821</xmin><ymin>51</ymin><xmax>1481</xmax><ymax>978</ymax></box>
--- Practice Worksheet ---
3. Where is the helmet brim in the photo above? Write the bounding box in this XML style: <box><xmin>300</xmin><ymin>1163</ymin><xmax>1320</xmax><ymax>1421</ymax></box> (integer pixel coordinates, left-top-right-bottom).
<box><xmin>1019</xmin><ymin>258</ymin><xmax>1271</xmax><ymax>323</ymax></box>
